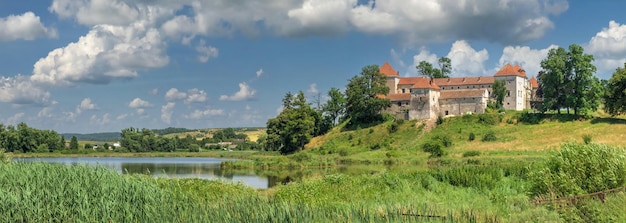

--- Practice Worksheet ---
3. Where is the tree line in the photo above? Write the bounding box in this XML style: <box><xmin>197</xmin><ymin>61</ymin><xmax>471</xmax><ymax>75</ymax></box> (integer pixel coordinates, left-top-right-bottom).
<box><xmin>0</xmin><ymin>123</ymin><xmax>65</xmax><ymax>153</ymax></box>
<box><xmin>263</xmin><ymin>65</ymin><xmax>391</xmax><ymax>154</ymax></box>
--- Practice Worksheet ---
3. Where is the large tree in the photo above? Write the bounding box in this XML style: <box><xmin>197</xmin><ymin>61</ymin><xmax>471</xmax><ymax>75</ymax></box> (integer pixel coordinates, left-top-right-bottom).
<box><xmin>321</xmin><ymin>87</ymin><xmax>346</xmax><ymax>125</ymax></box>
<box><xmin>345</xmin><ymin>65</ymin><xmax>391</xmax><ymax>125</ymax></box>
<box><xmin>491</xmin><ymin>80</ymin><xmax>507</xmax><ymax>109</ymax></box>
<box><xmin>540</xmin><ymin>44</ymin><xmax>600</xmax><ymax>115</ymax></box>
<box><xmin>604</xmin><ymin>63</ymin><xmax>626</xmax><ymax>116</ymax></box>
<box><xmin>70</xmin><ymin>136</ymin><xmax>79</xmax><ymax>150</ymax></box>
<box><xmin>416</xmin><ymin>56</ymin><xmax>452</xmax><ymax>79</ymax></box>
<box><xmin>266</xmin><ymin>91</ymin><xmax>317</xmax><ymax>154</ymax></box>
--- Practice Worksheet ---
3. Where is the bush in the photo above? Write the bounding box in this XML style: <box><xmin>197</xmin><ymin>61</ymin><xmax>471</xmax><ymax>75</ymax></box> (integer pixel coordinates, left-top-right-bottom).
<box><xmin>468</xmin><ymin>132</ymin><xmax>476</xmax><ymax>141</ymax></box>
<box><xmin>441</xmin><ymin>135</ymin><xmax>453</xmax><ymax>147</ymax></box>
<box><xmin>462</xmin><ymin>151</ymin><xmax>481</xmax><ymax>157</ymax></box>
<box><xmin>436</xmin><ymin>115</ymin><xmax>444</xmax><ymax>125</ymax></box>
<box><xmin>482</xmin><ymin>131</ymin><xmax>497</xmax><ymax>142</ymax></box>
<box><xmin>477</xmin><ymin>114</ymin><xmax>500</xmax><ymax>125</ymax></box>
<box><xmin>422</xmin><ymin>142</ymin><xmax>444</xmax><ymax>158</ymax></box>
<box><xmin>529</xmin><ymin>143</ymin><xmax>626</xmax><ymax>196</ymax></box>
<box><xmin>519</xmin><ymin>112</ymin><xmax>542</xmax><ymax>124</ymax></box>
<box><xmin>188</xmin><ymin>144</ymin><xmax>200</xmax><ymax>152</ymax></box>
<box><xmin>582</xmin><ymin>134</ymin><xmax>592</xmax><ymax>144</ymax></box>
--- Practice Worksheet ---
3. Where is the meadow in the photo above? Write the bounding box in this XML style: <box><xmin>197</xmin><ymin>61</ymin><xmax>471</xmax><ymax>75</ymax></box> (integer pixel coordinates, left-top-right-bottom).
<box><xmin>4</xmin><ymin>111</ymin><xmax>626</xmax><ymax>222</ymax></box>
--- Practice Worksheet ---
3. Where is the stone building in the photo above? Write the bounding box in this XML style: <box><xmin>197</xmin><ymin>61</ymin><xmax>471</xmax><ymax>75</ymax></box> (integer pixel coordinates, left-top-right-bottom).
<box><xmin>380</xmin><ymin>62</ymin><xmax>536</xmax><ymax>120</ymax></box>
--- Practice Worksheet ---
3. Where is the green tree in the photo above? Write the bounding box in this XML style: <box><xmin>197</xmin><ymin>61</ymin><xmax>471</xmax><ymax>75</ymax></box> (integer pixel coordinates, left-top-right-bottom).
<box><xmin>604</xmin><ymin>63</ymin><xmax>626</xmax><ymax>116</ymax></box>
<box><xmin>416</xmin><ymin>57</ymin><xmax>452</xmax><ymax>79</ymax></box>
<box><xmin>266</xmin><ymin>91</ymin><xmax>316</xmax><ymax>154</ymax></box>
<box><xmin>345</xmin><ymin>65</ymin><xmax>391</xmax><ymax>125</ymax></box>
<box><xmin>321</xmin><ymin>87</ymin><xmax>346</xmax><ymax>125</ymax></box>
<box><xmin>491</xmin><ymin>80</ymin><xmax>507</xmax><ymax>109</ymax></box>
<box><xmin>540</xmin><ymin>44</ymin><xmax>600</xmax><ymax>115</ymax></box>
<box><xmin>70</xmin><ymin>136</ymin><xmax>79</xmax><ymax>150</ymax></box>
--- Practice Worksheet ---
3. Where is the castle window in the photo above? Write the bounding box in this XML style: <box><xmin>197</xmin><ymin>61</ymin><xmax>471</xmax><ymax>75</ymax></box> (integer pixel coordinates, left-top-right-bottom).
<box><xmin>397</xmin><ymin>102</ymin><xmax>401</xmax><ymax>106</ymax></box>
<box><xmin>401</xmin><ymin>89</ymin><xmax>405</xmax><ymax>93</ymax></box>
<box><xmin>507</xmin><ymin>91</ymin><xmax>510</xmax><ymax>97</ymax></box>
<box><xmin>457</xmin><ymin>86</ymin><xmax>460</xmax><ymax>89</ymax></box>
<box><xmin>445</xmin><ymin>111</ymin><xmax>449</xmax><ymax>115</ymax></box>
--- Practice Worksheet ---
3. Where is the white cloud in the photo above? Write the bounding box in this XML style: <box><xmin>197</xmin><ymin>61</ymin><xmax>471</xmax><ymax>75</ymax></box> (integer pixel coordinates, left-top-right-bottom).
<box><xmin>185</xmin><ymin>108</ymin><xmax>225</xmax><ymax>119</ymax></box>
<box><xmin>0</xmin><ymin>75</ymin><xmax>52</xmax><ymax>105</ymax></box>
<box><xmin>128</xmin><ymin>97</ymin><xmax>152</xmax><ymax>108</ymax></box>
<box><xmin>498</xmin><ymin>45</ymin><xmax>558</xmax><ymax>77</ymax></box>
<box><xmin>31</xmin><ymin>18</ymin><xmax>169</xmax><ymax>86</ymax></box>
<box><xmin>219</xmin><ymin>82</ymin><xmax>256</xmax><ymax>101</ymax></box>
<box><xmin>165</xmin><ymin>88</ymin><xmax>187</xmax><ymax>101</ymax></box>
<box><xmin>196</xmin><ymin>39</ymin><xmax>219</xmax><ymax>63</ymax></box>
<box><xmin>307</xmin><ymin>83</ymin><xmax>319</xmax><ymax>94</ymax></box>
<box><xmin>38</xmin><ymin>107</ymin><xmax>54</xmax><ymax>118</ymax></box>
<box><xmin>256</xmin><ymin>69</ymin><xmax>264</xmax><ymax>77</ymax></box>
<box><xmin>350</xmin><ymin>0</ymin><xmax>566</xmax><ymax>45</ymax></box>
<box><xmin>446</xmin><ymin>40</ymin><xmax>489</xmax><ymax>76</ymax></box>
<box><xmin>185</xmin><ymin>88</ymin><xmax>208</xmax><ymax>104</ymax></box>
<box><xmin>49</xmin><ymin>0</ymin><xmax>143</xmax><ymax>26</ymax></box>
<box><xmin>585</xmin><ymin>21</ymin><xmax>626</xmax><ymax>76</ymax></box>
<box><xmin>90</xmin><ymin>113</ymin><xmax>110</xmax><ymax>125</ymax></box>
<box><xmin>410</xmin><ymin>40</ymin><xmax>488</xmax><ymax>77</ymax></box>
<box><xmin>136</xmin><ymin>108</ymin><xmax>146</xmax><ymax>115</ymax></box>
<box><xmin>0</xmin><ymin>12</ymin><xmax>57</xmax><ymax>41</ymax></box>
<box><xmin>6</xmin><ymin>112</ymin><xmax>25</xmax><ymax>125</ymax></box>
<box><xmin>161</xmin><ymin>102</ymin><xmax>175</xmax><ymax>124</ymax></box>
<box><xmin>116</xmin><ymin>113</ymin><xmax>128</xmax><ymax>120</ymax></box>
<box><xmin>77</xmin><ymin>98</ymin><xmax>97</xmax><ymax>114</ymax></box>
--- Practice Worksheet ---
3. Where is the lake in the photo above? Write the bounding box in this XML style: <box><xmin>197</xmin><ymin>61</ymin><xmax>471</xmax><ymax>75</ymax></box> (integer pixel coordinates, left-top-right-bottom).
<box><xmin>18</xmin><ymin>157</ymin><xmax>274</xmax><ymax>189</ymax></box>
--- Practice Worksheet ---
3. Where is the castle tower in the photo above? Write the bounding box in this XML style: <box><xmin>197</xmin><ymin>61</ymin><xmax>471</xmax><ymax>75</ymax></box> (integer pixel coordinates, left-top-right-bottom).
<box><xmin>493</xmin><ymin>64</ymin><xmax>529</xmax><ymax>110</ymax></box>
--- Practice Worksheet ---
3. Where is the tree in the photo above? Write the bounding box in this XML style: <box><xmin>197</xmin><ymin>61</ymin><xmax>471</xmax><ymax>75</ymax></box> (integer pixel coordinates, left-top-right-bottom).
<box><xmin>491</xmin><ymin>80</ymin><xmax>507</xmax><ymax>109</ymax></box>
<box><xmin>70</xmin><ymin>136</ymin><xmax>79</xmax><ymax>150</ymax></box>
<box><xmin>540</xmin><ymin>44</ymin><xmax>600</xmax><ymax>115</ymax></box>
<box><xmin>321</xmin><ymin>87</ymin><xmax>346</xmax><ymax>125</ymax></box>
<box><xmin>265</xmin><ymin>91</ymin><xmax>316</xmax><ymax>154</ymax></box>
<box><xmin>604</xmin><ymin>63</ymin><xmax>626</xmax><ymax>116</ymax></box>
<box><xmin>345</xmin><ymin>65</ymin><xmax>391</xmax><ymax>125</ymax></box>
<box><xmin>416</xmin><ymin>57</ymin><xmax>451</xmax><ymax>79</ymax></box>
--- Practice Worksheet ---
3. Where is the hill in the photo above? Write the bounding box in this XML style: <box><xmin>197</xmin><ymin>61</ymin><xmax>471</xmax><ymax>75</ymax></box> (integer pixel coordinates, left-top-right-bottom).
<box><xmin>302</xmin><ymin>111</ymin><xmax>626</xmax><ymax>163</ymax></box>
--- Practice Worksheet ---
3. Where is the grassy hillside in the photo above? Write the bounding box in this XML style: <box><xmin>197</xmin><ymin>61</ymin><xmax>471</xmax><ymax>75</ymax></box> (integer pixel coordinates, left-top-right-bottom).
<box><xmin>302</xmin><ymin>111</ymin><xmax>626</xmax><ymax>163</ymax></box>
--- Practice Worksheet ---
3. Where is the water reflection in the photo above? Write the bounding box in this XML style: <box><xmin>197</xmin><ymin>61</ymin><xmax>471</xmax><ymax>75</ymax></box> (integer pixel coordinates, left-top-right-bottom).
<box><xmin>19</xmin><ymin>157</ymin><xmax>269</xmax><ymax>189</ymax></box>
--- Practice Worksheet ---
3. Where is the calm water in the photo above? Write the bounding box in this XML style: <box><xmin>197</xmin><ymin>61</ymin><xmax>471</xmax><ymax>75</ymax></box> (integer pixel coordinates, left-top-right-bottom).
<box><xmin>19</xmin><ymin>157</ymin><xmax>273</xmax><ymax>189</ymax></box>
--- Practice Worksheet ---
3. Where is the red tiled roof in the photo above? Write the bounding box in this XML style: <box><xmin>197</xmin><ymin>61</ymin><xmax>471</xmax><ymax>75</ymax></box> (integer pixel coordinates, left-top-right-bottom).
<box><xmin>494</xmin><ymin>64</ymin><xmax>527</xmax><ymax>78</ymax></box>
<box><xmin>380</xmin><ymin>62</ymin><xmax>399</xmax><ymax>77</ymax></box>
<box><xmin>433</xmin><ymin>76</ymin><xmax>494</xmax><ymax>87</ymax></box>
<box><xmin>529</xmin><ymin>76</ymin><xmax>539</xmax><ymax>88</ymax></box>
<box><xmin>386</xmin><ymin>93</ymin><xmax>411</xmax><ymax>101</ymax></box>
<box><xmin>396</xmin><ymin>76</ymin><xmax>440</xmax><ymax>90</ymax></box>
<box><xmin>440</xmin><ymin>89</ymin><xmax>488</xmax><ymax>99</ymax></box>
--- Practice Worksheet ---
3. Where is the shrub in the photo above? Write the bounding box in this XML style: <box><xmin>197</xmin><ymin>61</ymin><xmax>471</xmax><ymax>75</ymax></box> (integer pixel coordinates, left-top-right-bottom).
<box><xmin>529</xmin><ymin>143</ymin><xmax>626</xmax><ymax>196</ymax></box>
<box><xmin>338</xmin><ymin>148</ymin><xmax>349</xmax><ymax>157</ymax></box>
<box><xmin>582</xmin><ymin>134</ymin><xmax>592</xmax><ymax>144</ymax></box>
<box><xmin>482</xmin><ymin>131</ymin><xmax>497</xmax><ymax>142</ymax></box>
<box><xmin>441</xmin><ymin>135</ymin><xmax>453</xmax><ymax>147</ymax></box>
<box><xmin>388</xmin><ymin>122</ymin><xmax>399</xmax><ymax>133</ymax></box>
<box><xmin>477</xmin><ymin>114</ymin><xmax>500</xmax><ymax>125</ymax></box>
<box><xmin>422</xmin><ymin>142</ymin><xmax>444</xmax><ymax>158</ymax></box>
<box><xmin>189</xmin><ymin>144</ymin><xmax>200</xmax><ymax>152</ymax></box>
<box><xmin>468</xmin><ymin>132</ymin><xmax>476</xmax><ymax>141</ymax></box>
<box><xmin>368</xmin><ymin>128</ymin><xmax>374</xmax><ymax>134</ymax></box>
<box><xmin>385</xmin><ymin>150</ymin><xmax>400</xmax><ymax>158</ymax></box>
<box><xmin>463</xmin><ymin>151</ymin><xmax>481</xmax><ymax>157</ymax></box>
<box><xmin>436</xmin><ymin>115</ymin><xmax>444</xmax><ymax>125</ymax></box>
<box><xmin>291</xmin><ymin>152</ymin><xmax>312</xmax><ymax>162</ymax></box>
<box><xmin>519</xmin><ymin>112</ymin><xmax>542</xmax><ymax>124</ymax></box>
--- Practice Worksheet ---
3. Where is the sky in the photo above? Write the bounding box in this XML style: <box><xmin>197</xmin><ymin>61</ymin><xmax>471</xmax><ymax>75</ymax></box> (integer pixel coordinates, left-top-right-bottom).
<box><xmin>0</xmin><ymin>0</ymin><xmax>625</xmax><ymax>133</ymax></box>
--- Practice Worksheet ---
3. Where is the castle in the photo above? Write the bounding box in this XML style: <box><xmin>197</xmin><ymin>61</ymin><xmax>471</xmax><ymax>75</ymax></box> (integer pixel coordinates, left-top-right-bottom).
<box><xmin>380</xmin><ymin>62</ymin><xmax>539</xmax><ymax>120</ymax></box>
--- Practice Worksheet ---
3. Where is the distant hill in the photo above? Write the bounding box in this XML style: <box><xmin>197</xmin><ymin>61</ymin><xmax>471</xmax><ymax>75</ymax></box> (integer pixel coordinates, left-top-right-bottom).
<box><xmin>61</xmin><ymin>132</ymin><xmax>121</xmax><ymax>142</ymax></box>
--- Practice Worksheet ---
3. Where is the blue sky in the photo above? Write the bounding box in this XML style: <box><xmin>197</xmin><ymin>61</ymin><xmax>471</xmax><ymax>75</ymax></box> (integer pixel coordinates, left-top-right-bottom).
<box><xmin>0</xmin><ymin>0</ymin><xmax>624</xmax><ymax>133</ymax></box>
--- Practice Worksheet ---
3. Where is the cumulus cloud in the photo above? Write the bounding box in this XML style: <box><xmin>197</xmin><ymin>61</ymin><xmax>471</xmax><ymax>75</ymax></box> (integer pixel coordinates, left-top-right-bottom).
<box><xmin>0</xmin><ymin>75</ymin><xmax>52</xmax><ymax>105</ymax></box>
<box><xmin>585</xmin><ymin>21</ymin><xmax>626</xmax><ymax>76</ymax></box>
<box><xmin>185</xmin><ymin>88</ymin><xmax>208</xmax><ymax>104</ymax></box>
<box><xmin>49</xmin><ymin>0</ymin><xmax>142</xmax><ymax>26</ymax></box>
<box><xmin>165</xmin><ymin>88</ymin><xmax>187</xmax><ymax>101</ymax></box>
<box><xmin>0</xmin><ymin>12</ymin><xmax>57</xmax><ymax>41</ymax></box>
<box><xmin>219</xmin><ymin>82</ymin><xmax>256</xmax><ymax>101</ymax></box>
<box><xmin>161</xmin><ymin>102</ymin><xmax>175</xmax><ymax>124</ymax></box>
<box><xmin>77</xmin><ymin>98</ymin><xmax>97</xmax><ymax>114</ymax></box>
<box><xmin>195</xmin><ymin>39</ymin><xmax>219</xmax><ymax>63</ymax></box>
<box><xmin>128</xmin><ymin>97</ymin><xmax>152</xmax><ymax>108</ymax></box>
<box><xmin>185</xmin><ymin>108</ymin><xmax>225</xmax><ymax>119</ymax></box>
<box><xmin>256</xmin><ymin>69</ymin><xmax>264</xmax><ymax>77</ymax></box>
<box><xmin>90</xmin><ymin>113</ymin><xmax>110</xmax><ymax>125</ymax></box>
<box><xmin>446</xmin><ymin>40</ymin><xmax>489</xmax><ymax>76</ymax></box>
<box><xmin>498</xmin><ymin>45</ymin><xmax>558</xmax><ymax>77</ymax></box>
<box><xmin>38</xmin><ymin>107</ymin><xmax>54</xmax><ymax>118</ymax></box>
<box><xmin>411</xmin><ymin>40</ymin><xmax>489</xmax><ymax>76</ymax></box>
